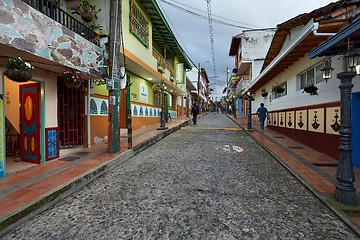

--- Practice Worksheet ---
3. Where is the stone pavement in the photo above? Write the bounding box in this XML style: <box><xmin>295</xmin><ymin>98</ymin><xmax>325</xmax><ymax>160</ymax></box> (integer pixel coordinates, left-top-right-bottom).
<box><xmin>228</xmin><ymin>114</ymin><xmax>360</xmax><ymax>236</ymax></box>
<box><xmin>0</xmin><ymin>116</ymin><xmax>190</xmax><ymax>236</ymax></box>
<box><xmin>0</xmin><ymin>113</ymin><xmax>360</xmax><ymax>237</ymax></box>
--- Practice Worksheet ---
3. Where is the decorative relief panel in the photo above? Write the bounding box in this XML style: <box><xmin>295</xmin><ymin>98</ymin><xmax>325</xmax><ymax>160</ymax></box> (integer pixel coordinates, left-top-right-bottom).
<box><xmin>308</xmin><ymin>108</ymin><xmax>324</xmax><ymax>133</ymax></box>
<box><xmin>286</xmin><ymin>111</ymin><xmax>295</xmax><ymax>129</ymax></box>
<box><xmin>267</xmin><ymin>113</ymin><xmax>272</xmax><ymax>126</ymax></box>
<box><xmin>295</xmin><ymin>110</ymin><xmax>307</xmax><ymax>131</ymax></box>
<box><xmin>326</xmin><ymin>106</ymin><xmax>340</xmax><ymax>135</ymax></box>
<box><xmin>278</xmin><ymin>112</ymin><xmax>285</xmax><ymax>128</ymax></box>
<box><xmin>272</xmin><ymin>112</ymin><xmax>278</xmax><ymax>127</ymax></box>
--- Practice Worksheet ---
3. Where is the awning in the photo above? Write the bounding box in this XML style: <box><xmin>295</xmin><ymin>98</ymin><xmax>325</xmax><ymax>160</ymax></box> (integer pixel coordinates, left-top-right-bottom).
<box><xmin>309</xmin><ymin>18</ymin><xmax>360</xmax><ymax>58</ymax></box>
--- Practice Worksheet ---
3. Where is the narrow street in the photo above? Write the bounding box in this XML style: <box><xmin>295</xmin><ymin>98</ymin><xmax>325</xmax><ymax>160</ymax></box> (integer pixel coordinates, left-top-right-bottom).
<box><xmin>3</xmin><ymin>114</ymin><xmax>358</xmax><ymax>239</ymax></box>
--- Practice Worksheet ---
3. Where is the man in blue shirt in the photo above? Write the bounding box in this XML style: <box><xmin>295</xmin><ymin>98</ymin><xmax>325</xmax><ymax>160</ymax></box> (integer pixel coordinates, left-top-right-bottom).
<box><xmin>256</xmin><ymin>103</ymin><xmax>268</xmax><ymax>131</ymax></box>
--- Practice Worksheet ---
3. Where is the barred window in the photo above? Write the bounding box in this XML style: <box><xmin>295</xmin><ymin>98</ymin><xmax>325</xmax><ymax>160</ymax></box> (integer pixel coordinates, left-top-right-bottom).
<box><xmin>130</xmin><ymin>0</ymin><xmax>149</xmax><ymax>47</ymax></box>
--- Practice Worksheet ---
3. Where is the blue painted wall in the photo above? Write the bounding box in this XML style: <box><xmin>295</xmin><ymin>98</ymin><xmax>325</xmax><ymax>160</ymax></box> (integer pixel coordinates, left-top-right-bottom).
<box><xmin>352</xmin><ymin>92</ymin><xmax>360</xmax><ymax>168</ymax></box>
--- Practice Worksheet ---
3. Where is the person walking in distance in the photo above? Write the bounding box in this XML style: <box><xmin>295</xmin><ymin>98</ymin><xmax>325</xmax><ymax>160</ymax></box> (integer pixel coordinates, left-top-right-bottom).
<box><xmin>191</xmin><ymin>102</ymin><xmax>200</xmax><ymax>125</ymax></box>
<box><xmin>256</xmin><ymin>103</ymin><xmax>268</xmax><ymax>131</ymax></box>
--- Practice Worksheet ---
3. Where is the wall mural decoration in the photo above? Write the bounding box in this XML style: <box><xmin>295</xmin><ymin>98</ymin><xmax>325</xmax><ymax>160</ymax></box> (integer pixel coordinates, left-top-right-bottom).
<box><xmin>326</xmin><ymin>106</ymin><xmax>341</xmax><ymax>135</ymax></box>
<box><xmin>296</xmin><ymin>110</ymin><xmax>307</xmax><ymax>131</ymax></box>
<box><xmin>308</xmin><ymin>108</ymin><xmax>324</xmax><ymax>133</ymax></box>
<box><xmin>46</xmin><ymin>127</ymin><xmax>59</xmax><ymax>160</ymax></box>
<box><xmin>131</xmin><ymin>104</ymin><xmax>161</xmax><ymax>117</ymax></box>
<box><xmin>90</xmin><ymin>97</ymin><xmax>108</xmax><ymax>116</ymax></box>
<box><xmin>273</xmin><ymin>112</ymin><xmax>278</xmax><ymax>126</ymax></box>
<box><xmin>267</xmin><ymin>113</ymin><xmax>272</xmax><ymax>126</ymax></box>
<box><xmin>0</xmin><ymin>95</ymin><xmax>4</xmax><ymax>177</ymax></box>
<box><xmin>279</xmin><ymin>112</ymin><xmax>285</xmax><ymax>127</ymax></box>
<box><xmin>286</xmin><ymin>111</ymin><xmax>294</xmax><ymax>129</ymax></box>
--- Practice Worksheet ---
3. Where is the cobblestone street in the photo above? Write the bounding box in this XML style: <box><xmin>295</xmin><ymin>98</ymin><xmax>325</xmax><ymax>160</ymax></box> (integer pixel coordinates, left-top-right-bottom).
<box><xmin>3</xmin><ymin>114</ymin><xmax>359</xmax><ymax>239</ymax></box>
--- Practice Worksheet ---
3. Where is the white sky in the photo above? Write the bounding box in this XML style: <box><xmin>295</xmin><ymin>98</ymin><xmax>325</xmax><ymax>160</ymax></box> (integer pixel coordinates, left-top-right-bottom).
<box><xmin>156</xmin><ymin>0</ymin><xmax>337</xmax><ymax>100</ymax></box>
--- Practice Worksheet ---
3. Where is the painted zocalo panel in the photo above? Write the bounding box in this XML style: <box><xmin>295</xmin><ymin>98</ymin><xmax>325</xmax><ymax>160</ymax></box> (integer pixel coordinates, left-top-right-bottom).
<box><xmin>272</xmin><ymin>112</ymin><xmax>278</xmax><ymax>127</ymax></box>
<box><xmin>295</xmin><ymin>110</ymin><xmax>307</xmax><ymax>131</ymax></box>
<box><xmin>267</xmin><ymin>112</ymin><xmax>272</xmax><ymax>126</ymax></box>
<box><xmin>326</xmin><ymin>106</ymin><xmax>340</xmax><ymax>135</ymax></box>
<box><xmin>308</xmin><ymin>109</ymin><xmax>324</xmax><ymax>133</ymax></box>
<box><xmin>278</xmin><ymin>112</ymin><xmax>286</xmax><ymax>128</ymax></box>
<box><xmin>286</xmin><ymin>111</ymin><xmax>295</xmax><ymax>129</ymax></box>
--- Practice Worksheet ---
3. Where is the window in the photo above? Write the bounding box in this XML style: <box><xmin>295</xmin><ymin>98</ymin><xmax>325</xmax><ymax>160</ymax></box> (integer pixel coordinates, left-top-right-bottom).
<box><xmin>130</xmin><ymin>0</ymin><xmax>149</xmax><ymax>47</ymax></box>
<box><xmin>298</xmin><ymin>61</ymin><xmax>328</xmax><ymax>89</ymax></box>
<box><xmin>272</xmin><ymin>82</ymin><xmax>287</xmax><ymax>100</ymax></box>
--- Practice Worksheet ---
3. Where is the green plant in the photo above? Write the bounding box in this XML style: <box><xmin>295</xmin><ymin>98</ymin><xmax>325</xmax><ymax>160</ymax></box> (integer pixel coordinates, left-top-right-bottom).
<box><xmin>272</xmin><ymin>83</ymin><xmax>285</xmax><ymax>93</ymax></box>
<box><xmin>70</xmin><ymin>0</ymin><xmax>101</xmax><ymax>21</ymax></box>
<box><xmin>90</xmin><ymin>23</ymin><xmax>103</xmax><ymax>30</ymax></box>
<box><xmin>5</xmin><ymin>57</ymin><xmax>33</xmax><ymax>71</ymax></box>
<box><xmin>62</xmin><ymin>70</ymin><xmax>81</xmax><ymax>83</ymax></box>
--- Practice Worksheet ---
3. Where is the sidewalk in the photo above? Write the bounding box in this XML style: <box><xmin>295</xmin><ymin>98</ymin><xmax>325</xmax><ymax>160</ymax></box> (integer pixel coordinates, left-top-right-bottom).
<box><xmin>0</xmin><ymin>117</ymin><xmax>190</xmax><ymax>235</ymax></box>
<box><xmin>228</xmin><ymin>114</ymin><xmax>360</xmax><ymax>236</ymax></box>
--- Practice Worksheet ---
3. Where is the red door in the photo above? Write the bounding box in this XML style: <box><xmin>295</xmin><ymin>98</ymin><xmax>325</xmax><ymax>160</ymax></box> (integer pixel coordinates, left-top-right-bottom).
<box><xmin>20</xmin><ymin>83</ymin><xmax>40</xmax><ymax>164</ymax></box>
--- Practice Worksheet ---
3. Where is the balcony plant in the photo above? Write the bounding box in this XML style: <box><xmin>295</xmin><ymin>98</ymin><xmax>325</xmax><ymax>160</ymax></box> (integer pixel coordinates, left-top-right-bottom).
<box><xmin>4</xmin><ymin>57</ymin><xmax>33</xmax><ymax>82</ymax></box>
<box><xmin>62</xmin><ymin>70</ymin><xmax>82</xmax><ymax>89</ymax></box>
<box><xmin>70</xmin><ymin>0</ymin><xmax>101</xmax><ymax>23</ymax></box>
<box><xmin>303</xmin><ymin>84</ymin><xmax>318</xmax><ymax>95</ymax></box>
<box><xmin>157</xmin><ymin>58</ymin><xmax>166</xmax><ymax>74</ymax></box>
<box><xmin>272</xmin><ymin>83</ymin><xmax>285</xmax><ymax>94</ymax></box>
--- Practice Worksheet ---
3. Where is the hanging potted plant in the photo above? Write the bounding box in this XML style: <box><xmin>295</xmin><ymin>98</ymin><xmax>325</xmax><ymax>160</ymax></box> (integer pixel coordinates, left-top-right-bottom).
<box><xmin>62</xmin><ymin>70</ymin><xmax>82</xmax><ymax>89</ymax></box>
<box><xmin>272</xmin><ymin>83</ymin><xmax>285</xmax><ymax>93</ymax></box>
<box><xmin>4</xmin><ymin>57</ymin><xmax>34</xmax><ymax>82</ymax></box>
<box><xmin>70</xmin><ymin>0</ymin><xmax>101</xmax><ymax>23</ymax></box>
<box><xmin>303</xmin><ymin>84</ymin><xmax>318</xmax><ymax>95</ymax></box>
<box><xmin>261</xmin><ymin>89</ymin><xmax>268</xmax><ymax>97</ymax></box>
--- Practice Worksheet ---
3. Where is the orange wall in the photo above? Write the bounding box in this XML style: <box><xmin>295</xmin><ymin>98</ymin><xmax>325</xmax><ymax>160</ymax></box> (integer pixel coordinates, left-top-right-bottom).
<box><xmin>90</xmin><ymin>116</ymin><xmax>108</xmax><ymax>145</ymax></box>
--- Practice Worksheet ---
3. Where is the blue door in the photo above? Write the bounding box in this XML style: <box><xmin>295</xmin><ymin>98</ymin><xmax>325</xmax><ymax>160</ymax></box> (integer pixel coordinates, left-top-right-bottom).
<box><xmin>352</xmin><ymin>92</ymin><xmax>360</xmax><ymax>168</ymax></box>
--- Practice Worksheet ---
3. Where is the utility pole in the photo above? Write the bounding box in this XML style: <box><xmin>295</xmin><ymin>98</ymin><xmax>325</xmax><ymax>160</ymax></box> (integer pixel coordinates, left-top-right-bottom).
<box><xmin>197</xmin><ymin>63</ymin><xmax>201</xmax><ymax>105</ymax></box>
<box><xmin>108</xmin><ymin>0</ymin><xmax>121</xmax><ymax>153</ymax></box>
<box><xmin>226</xmin><ymin>66</ymin><xmax>229</xmax><ymax>114</ymax></box>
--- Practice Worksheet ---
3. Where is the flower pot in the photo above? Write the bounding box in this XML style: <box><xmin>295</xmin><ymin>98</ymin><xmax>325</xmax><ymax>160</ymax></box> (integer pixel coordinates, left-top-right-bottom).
<box><xmin>304</xmin><ymin>85</ymin><xmax>318</xmax><ymax>94</ymax></box>
<box><xmin>274</xmin><ymin>87</ymin><xmax>285</xmax><ymax>93</ymax></box>
<box><xmin>65</xmin><ymin>81</ymin><xmax>82</xmax><ymax>89</ymax></box>
<box><xmin>4</xmin><ymin>69</ymin><xmax>32</xmax><ymax>82</ymax></box>
<box><xmin>81</xmin><ymin>12</ymin><xmax>93</xmax><ymax>23</ymax></box>
<box><xmin>261</xmin><ymin>92</ymin><xmax>268</xmax><ymax>97</ymax></box>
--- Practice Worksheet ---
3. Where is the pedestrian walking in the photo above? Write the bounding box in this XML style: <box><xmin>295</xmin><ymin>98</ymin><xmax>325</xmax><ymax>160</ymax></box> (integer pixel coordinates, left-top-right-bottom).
<box><xmin>256</xmin><ymin>103</ymin><xmax>268</xmax><ymax>131</ymax></box>
<box><xmin>191</xmin><ymin>103</ymin><xmax>200</xmax><ymax>125</ymax></box>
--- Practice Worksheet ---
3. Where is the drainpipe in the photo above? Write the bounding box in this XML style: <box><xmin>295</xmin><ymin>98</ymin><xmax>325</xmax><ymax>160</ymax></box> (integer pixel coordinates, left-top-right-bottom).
<box><xmin>312</xmin><ymin>22</ymin><xmax>337</xmax><ymax>36</ymax></box>
<box><xmin>87</xmin><ymin>79</ymin><xmax>91</xmax><ymax>148</ymax></box>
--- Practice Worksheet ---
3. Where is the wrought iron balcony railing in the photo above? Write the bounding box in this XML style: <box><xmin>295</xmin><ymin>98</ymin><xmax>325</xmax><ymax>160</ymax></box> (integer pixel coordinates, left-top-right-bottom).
<box><xmin>22</xmin><ymin>0</ymin><xmax>100</xmax><ymax>46</ymax></box>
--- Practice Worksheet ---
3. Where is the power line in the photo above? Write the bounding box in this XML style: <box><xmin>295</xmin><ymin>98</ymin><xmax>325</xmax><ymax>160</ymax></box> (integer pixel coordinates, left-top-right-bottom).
<box><xmin>161</xmin><ymin>0</ymin><xmax>262</xmax><ymax>29</ymax></box>
<box><xmin>158</xmin><ymin>0</ymin><xmax>256</xmax><ymax>29</ymax></box>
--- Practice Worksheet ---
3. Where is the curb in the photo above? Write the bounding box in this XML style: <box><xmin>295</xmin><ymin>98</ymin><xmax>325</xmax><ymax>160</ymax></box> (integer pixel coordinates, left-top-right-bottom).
<box><xmin>0</xmin><ymin>120</ymin><xmax>189</xmax><ymax>237</ymax></box>
<box><xmin>227</xmin><ymin>115</ymin><xmax>360</xmax><ymax>237</ymax></box>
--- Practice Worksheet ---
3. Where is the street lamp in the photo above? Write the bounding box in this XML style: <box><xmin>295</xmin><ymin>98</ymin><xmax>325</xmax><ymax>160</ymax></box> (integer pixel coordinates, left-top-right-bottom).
<box><xmin>320</xmin><ymin>40</ymin><xmax>360</xmax><ymax>206</ymax></box>
<box><xmin>157</xmin><ymin>82</ymin><xmax>168</xmax><ymax>130</ymax></box>
<box><xmin>246</xmin><ymin>91</ymin><xmax>255</xmax><ymax>130</ymax></box>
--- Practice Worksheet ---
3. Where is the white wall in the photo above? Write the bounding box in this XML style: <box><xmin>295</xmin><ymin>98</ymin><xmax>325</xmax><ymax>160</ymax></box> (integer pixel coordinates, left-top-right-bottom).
<box><xmin>252</xmin><ymin>55</ymin><xmax>344</xmax><ymax>113</ymax></box>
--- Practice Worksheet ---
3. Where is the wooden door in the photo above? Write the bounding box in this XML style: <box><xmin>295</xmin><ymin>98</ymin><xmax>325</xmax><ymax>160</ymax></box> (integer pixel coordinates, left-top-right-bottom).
<box><xmin>20</xmin><ymin>83</ymin><xmax>40</xmax><ymax>164</ymax></box>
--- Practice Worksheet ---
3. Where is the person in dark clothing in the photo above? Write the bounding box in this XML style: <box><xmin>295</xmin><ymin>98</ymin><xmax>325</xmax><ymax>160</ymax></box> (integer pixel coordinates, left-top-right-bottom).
<box><xmin>256</xmin><ymin>103</ymin><xmax>268</xmax><ymax>131</ymax></box>
<box><xmin>191</xmin><ymin>103</ymin><xmax>200</xmax><ymax>125</ymax></box>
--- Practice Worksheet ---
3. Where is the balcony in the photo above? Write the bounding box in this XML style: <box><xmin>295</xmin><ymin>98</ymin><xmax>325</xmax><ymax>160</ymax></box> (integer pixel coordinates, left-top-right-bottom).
<box><xmin>22</xmin><ymin>0</ymin><xmax>100</xmax><ymax>46</ymax></box>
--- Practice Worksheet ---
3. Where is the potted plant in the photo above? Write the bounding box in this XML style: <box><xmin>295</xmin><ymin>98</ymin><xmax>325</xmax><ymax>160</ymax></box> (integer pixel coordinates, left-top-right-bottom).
<box><xmin>62</xmin><ymin>70</ymin><xmax>82</xmax><ymax>89</ymax></box>
<box><xmin>303</xmin><ymin>84</ymin><xmax>318</xmax><ymax>95</ymax></box>
<box><xmin>157</xmin><ymin>58</ymin><xmax>166</xmax><ymax>74</ymax></box>
<box><xmin>261</xmin><ymin>89</ymin><xmax>268</xmax><ymax>97</ymax></box>
<box><xmin>70</xmin><ymin>0</ymin><xmax>101</xmax><ymax>23</ymax></box>
<box><xmin>272</xmin><ymin>83</ymin><xmax>285</xmax><ymax>93</ymax></box>
<box><xmin>4</xmin><ymin>57</ymin><xmax>33</xmax><ymax>82</ymax></box>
